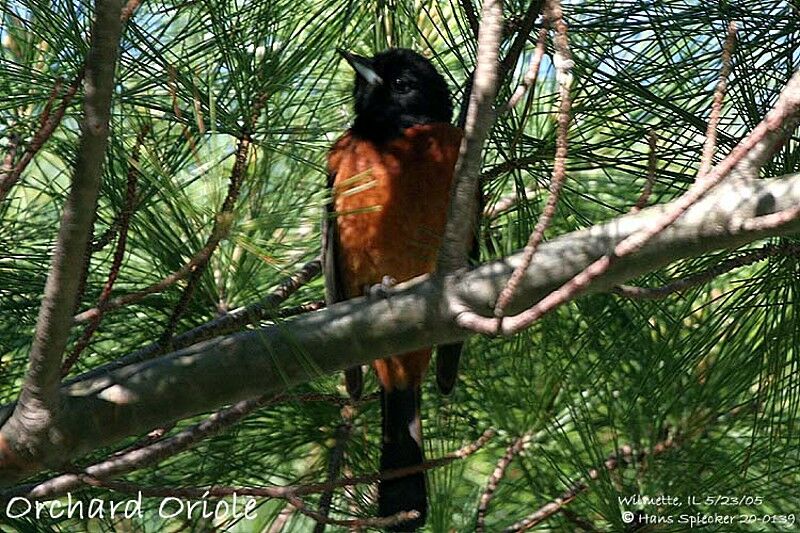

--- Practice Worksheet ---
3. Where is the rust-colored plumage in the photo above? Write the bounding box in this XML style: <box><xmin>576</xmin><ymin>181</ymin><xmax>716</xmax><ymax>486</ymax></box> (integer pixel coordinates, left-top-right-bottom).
<box><xmin>328</xmin><ymin>123</ymin><xmax>461</xmax><ymax>390</ymax></box>
<box><xmin>323</xmin><ymin>48</ymin><xmax>466</xmax><ymax>530</ymax></box>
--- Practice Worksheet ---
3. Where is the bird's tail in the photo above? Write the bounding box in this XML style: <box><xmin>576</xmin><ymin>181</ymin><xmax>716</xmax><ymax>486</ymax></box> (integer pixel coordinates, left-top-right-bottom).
<box><xmin>378</xmin><ymin>386</ymin><xmax>426</xmax><ymax>531</ymax></box>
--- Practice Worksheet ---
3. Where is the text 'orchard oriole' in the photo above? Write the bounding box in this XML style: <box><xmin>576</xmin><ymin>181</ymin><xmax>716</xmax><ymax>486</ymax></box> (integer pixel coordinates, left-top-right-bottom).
<box><xmin>323</xmin><ymin>48</ymin><xmax>465</xmax><ymax>530</ymax></box>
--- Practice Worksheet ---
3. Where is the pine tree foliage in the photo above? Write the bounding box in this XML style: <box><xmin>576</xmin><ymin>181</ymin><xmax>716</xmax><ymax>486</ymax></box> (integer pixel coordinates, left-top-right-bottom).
<box><xmin>0</xmin><ymin>0</ymin><xmax>798</xmax><ymax>531</ymax></box>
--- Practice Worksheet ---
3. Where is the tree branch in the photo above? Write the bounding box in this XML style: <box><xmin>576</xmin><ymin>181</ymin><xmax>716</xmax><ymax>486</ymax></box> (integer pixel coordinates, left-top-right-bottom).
<box><xmin>498</xmin><ymin>1</ymin><xmax>545</xmax><ymax>82</ymax></box>
<box><xmin>613</xmin><ymin>243</ymin><xmax>798</xmax><ymax>300</ymax></box>
<box><xmin>75</xmin><ymin>93</ymin><xmax>267</xmax><ymax>327</ymax></box>
<box><xmin>66</xmin><ymin>258</ymin><xmax>321</xmax><ymax>384</ymax></box>
<box><xmin>459</xmin><ymin>68</ymin><xmax>800</xmax><ymax>335</ymax></box>
<box><xmin>494</xmin><ymin>0</ymin><xmax>572</xmax><ymax>319</ymax></box>
<box><xmin>0</xmin><ymin>0</ymin><xmax>124</xmax><ymax>478</ymax></box>
<box><xmin>0</xmin><ymin>0</ymin><xmax>141</xmax><ymax>204</ymax></box>
<box><xmin>1</xmin><ymin>167</ymin><xmax>799</xmax><ymax>484</ymax></box>
<box><xmin>503</xmin><ymin>438</ymin><xmax>678</xmax><ymax>532</ymax></box>
<box><xmin>698</xmin><ymin>21</ymin><xmax>736</xmax><ymax>179</ymax></box>
<box><xmin>61</xmin><ymin>126</ymin><xmax>148</xmax><ymax>376</ymax></box>
<box><xmin>437</xmin><ymin>0</ymin><xmax>504</xmax><ymax>272</ymax></box>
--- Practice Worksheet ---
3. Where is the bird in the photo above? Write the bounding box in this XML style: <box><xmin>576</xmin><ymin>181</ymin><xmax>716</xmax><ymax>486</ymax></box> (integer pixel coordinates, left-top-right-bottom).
<box><xmin>323</xmin><ymin>47</ymin><xmax>467</xmax><ymax>530</ymax></box>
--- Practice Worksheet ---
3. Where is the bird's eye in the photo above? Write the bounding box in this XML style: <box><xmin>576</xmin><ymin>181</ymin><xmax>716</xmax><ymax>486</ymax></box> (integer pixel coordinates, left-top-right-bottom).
<box><xmin>393</xmin><ymin>78</ymin><xmax>412</xmax><ymax>93</ymax></box>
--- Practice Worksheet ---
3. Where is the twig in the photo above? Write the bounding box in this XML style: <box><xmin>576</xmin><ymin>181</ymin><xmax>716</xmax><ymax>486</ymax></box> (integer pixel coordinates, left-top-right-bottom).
<box><xmin>493</xmin><ymin>0</ymin><xmax>572</xmax><ymax>320</ymax></box>
<box><xmin>76</xmin><ymin>97</ymin><xmax>263</xmax><ymax>327</ymax></box>
<box><xmin>0</xmin><ymin>134</ymin><xmax>19</xmax><ymax>183</ymax></box>
<box><xmin>290</xmin><ymin>428</ymin><xmax>495</xmax><ymax>497</ymax></box>
<box><xmin>11</xmin><ymin>428</ymin><xmax>492</xmax><ymax>501</ymax></box>
<box><xmin>91</xmin><ymin>217</ymin><xmax>121</xmax><ymax>252</ymax></box>
<box><xmin>74</xmin><ymin>134</ymin><xmax>249</xmax><ymax>327</ymax></box>
<box><xmin>276</xmin><ymin>391</ymin><xmax>378</xmax><ymax>407</ymax></box>
<box><xmin>503</xmin><ymin>402</ymin><xmax>759</xmax><ymax>532</ymax></box>
<box><xmin>268</xmin><ymin>504</ymin><xmax>297</xmax><ymax>533</ymax></box>
<box><xmin>481</xmin><ymin>154</ymin><xmax>541</xmax><ymax>183</ymax></box>
<box><xmin>499</xmin><ymin>1</ymin><xmax>545</xmax><ymax>82</ymax></box>
<box><xmin>476</xmin><ymin>433</ymin><xmax>531</xmax><ymax>532</ymax></box>
<box><xmin>314</xmin><ymin>406</ymin><xmax>355</xmax><ymax>533</ymax></box>
<box><xmin>740</xmin><ymin>204</ymin><xmax>800</xmax><ymax>232</ymax></box>
<box><xmin>437</xmin><ymin>0</ymin><xmax>504</xmax><ymax>272</ymax></box>
<box><xmin>62</xmin><ymin>126</ymin><xmax>149</xmax><ymax>376</ymax></box>
<box><xmin>0</xmin><ymin>77</ymin><xmax>83</xmax><ymax>203</ymax></box>
<box><xmin>158</xmin><ymin>264</ymin><xmax>205</xmax><ymax>345</ymax></box>
<box><xmin>73</xmin><ymin>222</ymin><xmax>226</xmax><ymax>323</ymax></box>
<box><xmin>698</xmin><ymin>22</ymin><xmax>737</xmax><ymax>179</ymax></box>
<box><xmin>0</xmin><ymin>0</ymin><xmax>124</xmax><ymax>472</ymax></box>
<box><xmin>0</xmin><ymin>0</ymin><xmax>142</xmax><ymax>203</ymax></box>
<box><xmin>121</xmin><ymin>0</ymin><xmax>143</xmax><ymax>23</ymax></box>
<box><xmin>613</xmin><ymin>243</ymin><xmax>799</xmax><ymax>300</ymax></box>
<box><xmin>503</xmin><ymin>439</ymin><xmax>677</xmax><ymax>532</ymax></box>
<box><xmin>458</xmin><ymin>68</ymin><xmax>800</xmax><ymax>335</ymax></box>
<box><xmin>38</xmin><ymin>80</ymin><xmax>64</xmax><ymax>129</ymax></box>
<box><xmin>277</xmin><ymin>301</ymin><xmax>325</xmax><ymax>318</ymax></box>
<box><xmin>505</xmin><ymin>27</ymin><xmax>548</xmax><ymax>111</ymax></box>
<box><xmin>631</xmin><ymin>130</ymin><xmax>657</xmax><ymax>213</ymax></box>
<box><xmin>460</xmin><ymin>0</ymin><xmax>480</xmax><ymax>38</ymax></box>
<box><xmin>483</xmin><ymin>187</ymin><xmax>536</xmax><ymax>219</ymax></box>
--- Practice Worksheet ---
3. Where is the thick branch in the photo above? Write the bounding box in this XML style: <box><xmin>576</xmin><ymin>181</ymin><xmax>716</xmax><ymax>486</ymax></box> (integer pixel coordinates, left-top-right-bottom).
<box><xmin>0</xmin><ymin>0</ymin><xmax>123</xmax><ymax>478</ymax></box>
<box><xmin>0</xmin><ymin>170</ymin><xmax>799</xmax><ymax>485</ymax></box>
<box><xmin>66</xmin><ymin>258</ymin><xmax>321</xmax><ymax>384</ymax></box>
<box><xmin>461</xmin><ymin>69</ymin><xmax>800</xmax><ymax>334</ymax></box>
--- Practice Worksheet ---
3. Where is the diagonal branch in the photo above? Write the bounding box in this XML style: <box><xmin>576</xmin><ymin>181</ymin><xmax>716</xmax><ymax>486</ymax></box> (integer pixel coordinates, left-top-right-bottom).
<box><xmin>75</xmin><ymin>97</ymin><xmax>265</xmax><ymax>326</ymax></box>
<box><xmin>498</xmin><ymin>1</ymin><xmax>545</xmax><ymax>82</ymax></box>
<box><xmin>631</xmin><ymin>129</ymin><xmax>658</xmax><ymax>213</ymax></box>
<box><xmin>501</xmin><ymin>402</ymin><xmax>757</xmax><ymax>532</ymax></box>
<box><xmin>504</xmin><ymin>26</ymin><xmax>548</xmax><ymax>112</ymax></box>
<box><xmin>460</xmin><ymin>0</ymin><xmax>480</xmax><ymax>38</ymax></box>
<box><xmin>503</xmin><ymin>438</ymin><xmax>678</xmax><ymax>532</ymax></box>
<box><xmin>459</xmin><ymin>68</ymin><xmax>800</xmax><ymax>335</ymax></box>
<box><xmin>61</xmin><ymin>126</ymin><xmax>149</xmax><ymax>376</ymax></box>
<box><xmin>1</xmin><ymin>165</ymin><xmax>799</xmax><ymax>484</ymax></box>
<box><xmin>66</xmin><ymin>258</ymin><xmax>322</xmax><ymax>384</ymax></box>
<box><xmin>437</xmin><ymin>0</ymin><xmax>504</xmax><ymax>272</ymax></box>
<box><xmin>0</xmin><ymin>0</ymin><xmax>124</xmax><ymax>477</ymax></box>
<box><xmin>158</xmin><ymin>131</ymin><xmax>253</xmax><ymax>344</ymax></box>
<box><xmin>0</xmin><ymin>1</ymin><xmax>142</xmax><ymax>204</ymax></box>
<box><xmin>0</xmin><ymin>77</ymin><xmax>83</xmax><ymax>203</ymax></box>
<box><xmin>476</xmin><ymin>434</ymin><xmax>530</xmax><ymax>532</ymax></box>
<box><xmin>613</xmin><ymin>243</ymin><xmax>799</xmax><ymax>300</ymax></box>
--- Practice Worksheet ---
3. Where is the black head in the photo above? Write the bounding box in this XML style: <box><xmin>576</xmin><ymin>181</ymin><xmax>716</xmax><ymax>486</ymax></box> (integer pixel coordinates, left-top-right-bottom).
<box><xmin>338</xmin><ymin>48</ymin><xmax>453</xmax><ymax>142</ymax></box>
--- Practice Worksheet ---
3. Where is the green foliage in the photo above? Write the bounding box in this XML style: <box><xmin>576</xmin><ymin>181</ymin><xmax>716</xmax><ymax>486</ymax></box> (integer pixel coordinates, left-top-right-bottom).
<box><xmin>1</xmin><ymin>0</ymin><xmax>799</xmax><ymax>531</ymax></box>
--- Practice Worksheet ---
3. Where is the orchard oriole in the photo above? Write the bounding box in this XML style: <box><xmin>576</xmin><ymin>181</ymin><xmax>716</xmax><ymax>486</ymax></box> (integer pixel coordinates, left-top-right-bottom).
<box><xmin>323</xmin><ymin>48</ymin><xmax>465</xmax><ymax>530</ymax></box>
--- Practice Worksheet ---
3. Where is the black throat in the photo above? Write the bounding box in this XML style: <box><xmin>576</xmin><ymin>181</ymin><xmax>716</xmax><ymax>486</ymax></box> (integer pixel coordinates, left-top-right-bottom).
<box><xmin>345</xmin><ymin>48</ymin><xmax>453</xmax><ymax>143</ymax></box>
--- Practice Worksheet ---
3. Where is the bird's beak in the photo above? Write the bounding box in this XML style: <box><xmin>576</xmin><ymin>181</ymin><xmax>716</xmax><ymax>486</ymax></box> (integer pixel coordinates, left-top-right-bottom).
<box><xmin>337</xmin><ymin>49</ymin><xmax>383</xmax><ymax>86</ymax></box>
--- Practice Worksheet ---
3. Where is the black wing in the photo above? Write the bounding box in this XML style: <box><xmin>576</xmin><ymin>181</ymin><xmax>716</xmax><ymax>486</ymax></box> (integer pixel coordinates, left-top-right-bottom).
<box><xmin>323</xmin><ymin>170</ymin><xmax>364</xmax><ymax>399</ymax></box>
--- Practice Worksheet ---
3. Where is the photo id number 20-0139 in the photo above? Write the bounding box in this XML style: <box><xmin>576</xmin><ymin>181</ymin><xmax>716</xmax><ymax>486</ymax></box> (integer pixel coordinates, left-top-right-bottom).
<box><xmin>618</xmin><ymin>494</ymin><xmax>796</xmax><ymax>529</ymax></box>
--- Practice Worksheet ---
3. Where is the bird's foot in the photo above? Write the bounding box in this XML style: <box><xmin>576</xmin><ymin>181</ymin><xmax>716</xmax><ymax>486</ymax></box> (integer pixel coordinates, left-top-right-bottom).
<box><xmin>365</xmin><ymin>275</ymin><xmax>397</xmax><ymax>299</ymax></box>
